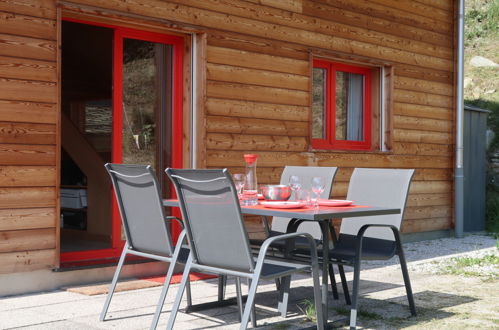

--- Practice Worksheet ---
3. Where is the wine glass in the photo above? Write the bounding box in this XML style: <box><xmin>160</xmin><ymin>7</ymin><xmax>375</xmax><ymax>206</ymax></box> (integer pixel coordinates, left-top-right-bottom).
<box><xmin>232</xmin><ymin>174</ymin><xmax>246</xmax><ymax>199</ymax></box>
<box><xmin>311</xmin><ymin>176</ymin><xmax>325</xmax><ymax>208</ymax></box>
<box><xmin>289</xmin><ymin>175</ymin><xmax>302</xmax><ymax>201</ymax></box>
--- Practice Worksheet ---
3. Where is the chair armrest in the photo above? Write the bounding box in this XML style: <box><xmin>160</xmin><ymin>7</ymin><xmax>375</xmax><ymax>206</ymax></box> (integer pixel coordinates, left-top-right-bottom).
<box><xmin>257</xmin><ymin>232</ymin><xmax>319</xmax><ymax>265</ymax></box>
<box><xmin>355</xmin><ymin>224</ymin><xmax>401</xmax><ymax>241</ymax></box>
<box><xmin>353</xmin><ymin>224</ymin><xmax>403</xmax><ymax>258</ymax></box>
<box><xmin>165</xmin><ymin>216</ymin><xmax>184</xmax><ymax>229</ymax></box>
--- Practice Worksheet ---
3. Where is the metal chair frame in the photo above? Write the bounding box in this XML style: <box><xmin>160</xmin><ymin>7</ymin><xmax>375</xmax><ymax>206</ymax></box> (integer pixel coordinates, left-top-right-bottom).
<box><xmin>165</xmin><ymin>168</ymin><xmax>325</xmax><ymax>330</ymax></box>
<box><xmin>101</xmin><ymin>163</ymin><xmax>191</xmax><ymax>330</ymax></box>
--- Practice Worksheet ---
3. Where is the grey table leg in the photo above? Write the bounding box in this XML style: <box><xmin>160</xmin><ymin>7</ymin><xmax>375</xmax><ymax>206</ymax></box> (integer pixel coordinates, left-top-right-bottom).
<box><xmin>319</xmin><ymin>220</ymin><xmax>330</xmax><ymax>327</ymax></box>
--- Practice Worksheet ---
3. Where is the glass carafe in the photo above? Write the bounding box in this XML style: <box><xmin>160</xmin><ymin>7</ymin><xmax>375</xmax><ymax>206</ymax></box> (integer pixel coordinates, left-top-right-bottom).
<box><xmin>242</xmin><ymin>154</ymin><xmax>258</xmax><ymax>205</ymax></box>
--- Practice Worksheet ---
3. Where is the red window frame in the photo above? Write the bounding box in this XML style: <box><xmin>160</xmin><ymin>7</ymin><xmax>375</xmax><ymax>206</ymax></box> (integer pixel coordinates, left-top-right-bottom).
<box><xmin>312</xmin><ymin>59</ymin><xmax>372</xmax><ymax>150</ymax></box>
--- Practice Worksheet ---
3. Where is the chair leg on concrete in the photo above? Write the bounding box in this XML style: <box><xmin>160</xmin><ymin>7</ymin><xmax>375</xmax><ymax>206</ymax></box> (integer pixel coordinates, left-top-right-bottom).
<box><xmin>100</xmin><ymin>245</ymin><xmax>128</xmax><ymax>321</ymax></box>
<box><xmin>166</xmin><ymin>256</ymin><xmax>193</xmax><ymax>330</ymax></box>
<box><xmin>235</xmin><ymin>277</ymin><xmax>244</xmax><ymax>322</ymax></box>
<box><xmin>338</xmin><ymin>265</ymin><xmax>351</xmax><ymax>305</ymax></box>
<box><xmin>277</xmin><ymin>275</ymin><xmax>291</xmax><ymax>317</ymax></box>
<box><xmin>349</xmin><ymin>257</ymin><xmax>362</xmax><ymax>330</ymax></box>
<box><xmin>328</xmin><ymin>263</ymin><xmax>339</xmax><ymax>300</ymax></box>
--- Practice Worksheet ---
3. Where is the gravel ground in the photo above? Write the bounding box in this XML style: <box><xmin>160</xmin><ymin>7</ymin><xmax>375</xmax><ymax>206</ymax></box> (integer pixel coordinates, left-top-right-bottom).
<box><xmin>363</xmin><ymin>233</ymin><xmax>497</xmax><ymax>271</ymax></box>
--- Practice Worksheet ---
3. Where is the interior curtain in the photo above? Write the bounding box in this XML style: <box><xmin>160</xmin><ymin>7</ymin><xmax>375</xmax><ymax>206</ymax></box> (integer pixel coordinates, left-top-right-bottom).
<box><xmin>346</xmin><ymin>73</ymin><xmax>364</xmax><ymax>141</ymax></box>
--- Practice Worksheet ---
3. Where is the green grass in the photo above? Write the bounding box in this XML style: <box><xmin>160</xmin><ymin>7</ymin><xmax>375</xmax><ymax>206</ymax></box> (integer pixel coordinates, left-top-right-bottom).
<box><xmin>438</xmin><ymin>254</ymin><xmax>499</xmax><ymax>279</ymax></box>
<box><xmin>332</xmin><ymin>307</ymin><xmax>383</xmax><ymax>320</ymax></box>
<box><xmin>297</xmin><ymin>299</ymin><xmax>317</xmax><ymax>322</ymax></box>
<box><xmin>465</xmin><ymin>0</ymin><xmax>499</xmax><ymax>46</ymax></box>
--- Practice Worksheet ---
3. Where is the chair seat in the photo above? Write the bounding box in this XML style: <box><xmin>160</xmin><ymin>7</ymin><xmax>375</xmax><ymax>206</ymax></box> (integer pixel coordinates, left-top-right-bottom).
<box><xmin>329</xmin><ymin>234</ymin><xmax>397</xmax><ymax>263</ymax></box>
<box><xmin>292</xmin><ymin>234</ymin><xmax>397</xmax><ymax>264</ymax></box>
<box><xmin>260</xmin><ymin>259</ymin><xmax>310</xmax><ymax>279</ymax></box>
<box><xmin>250</xmin><ymin>230</ymin><xmax>322</xmax><ymax>251</ymax></box>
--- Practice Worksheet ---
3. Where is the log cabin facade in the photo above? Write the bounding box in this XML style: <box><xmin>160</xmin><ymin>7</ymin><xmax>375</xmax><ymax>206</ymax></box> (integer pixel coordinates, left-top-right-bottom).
<box><xmin>0</xmin><ymin>0</ymin><xmax>457</xmax><ymax>291</ymax></box>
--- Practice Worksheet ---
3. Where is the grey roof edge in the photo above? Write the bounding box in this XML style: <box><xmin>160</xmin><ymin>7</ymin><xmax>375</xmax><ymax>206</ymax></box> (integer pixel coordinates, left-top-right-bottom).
<box><xmin>464</xmin><ymin>104</ymin><xmax>492</xmax><ymax>113</ymax></box>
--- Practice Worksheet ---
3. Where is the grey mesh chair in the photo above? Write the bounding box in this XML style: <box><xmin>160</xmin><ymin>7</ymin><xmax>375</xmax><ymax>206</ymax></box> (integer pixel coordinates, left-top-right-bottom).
<box><xmin>318</xmin><ymin>168</ymin><xmax>416</xmax><ymax>329</ymax></box>
<box><xmin>269</xmin><ymin>166</ymin><xmax>338</xmax><ymax>239</ymax></box>
<box><xmin>101</xmin><ymin>164</ymin><xmax>191</xmax><ymax>330</ymax></box>
<box><xmin>249</xmin><ymin>166</ymin><xmax>342</xmax><ymax>300</ymax></box>
<box><xmin>165</xmin><ymin>168</ymin><xmax>324</xmax><ymax>330</ymax></box>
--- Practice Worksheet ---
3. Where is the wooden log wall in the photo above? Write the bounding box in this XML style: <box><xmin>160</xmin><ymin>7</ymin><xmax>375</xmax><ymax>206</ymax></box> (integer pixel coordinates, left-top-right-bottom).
<box><xmin>0</xmin><ymin>0</ymin><xmax>59</xmax><ymax>274</ymax></box>
<box><xmin>0</xmin><ymin>0</ymin><xmax>456</xmax><ymax>273</ymax></box>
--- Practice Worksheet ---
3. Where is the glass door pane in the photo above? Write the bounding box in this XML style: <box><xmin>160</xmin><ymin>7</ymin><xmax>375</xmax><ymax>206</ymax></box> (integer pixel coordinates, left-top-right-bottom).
<box><xmin>121</xmin><ymin>38</ymin><xmax>173</xmax><ymax>173</ymax></box>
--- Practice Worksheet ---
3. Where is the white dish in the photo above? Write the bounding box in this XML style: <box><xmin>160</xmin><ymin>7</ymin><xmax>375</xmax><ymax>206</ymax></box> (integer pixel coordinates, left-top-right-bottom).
<box><xmin>317</xmin><ymin>199</ymin><xmax>353</xmax><ymax>207</ymax></box>
<box><xmin>260</xmin><ymin>201</ymin><xmax>306</xmax><ymax>209</ymax></box>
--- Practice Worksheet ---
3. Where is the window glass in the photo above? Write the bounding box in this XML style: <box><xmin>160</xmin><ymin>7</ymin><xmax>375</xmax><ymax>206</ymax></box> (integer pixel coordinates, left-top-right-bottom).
<box><xmin>312</xmin><ymin>67</ymin><xmax>326</xmax><ymax>139</ymax></box>
<box><xmin>335</xmin><ymin>71</ymin><xmax>364</xmax><ymax>141</ymax></box>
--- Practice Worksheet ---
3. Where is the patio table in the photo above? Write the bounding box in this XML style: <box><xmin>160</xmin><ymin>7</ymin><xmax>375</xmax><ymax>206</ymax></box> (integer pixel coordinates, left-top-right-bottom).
<box><xmin>163</xmin><ymin>199</ymin><xmax>400</xmax><ymax>328</ymax></box>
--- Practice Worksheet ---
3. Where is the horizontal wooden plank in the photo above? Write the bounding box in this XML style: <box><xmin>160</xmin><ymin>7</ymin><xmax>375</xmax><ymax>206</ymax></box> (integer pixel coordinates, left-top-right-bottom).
<box><xmin>370</xmin><ymin>0</ymin><xmax>451</xmax><ymax>23</ymax></box>
<box><xmin>0</xmin><ymin>187</ymin><xmax>55</xmax><ymax>209</ymax></box>
<box><xmin>332</xmin><ymin>167</ymin><xmax>452</xmax><ymax>183</ymax></box>
<box><xmin>0</xmin><ymin>144</ymin><xmax>55</xmax><ymax>165</ymax></box>
<box><xmin>0</xmin><ymin>78</ymin><xmax>57</xmax><ymax>103</ymax></box>
<box><xmin>0</xmin><ymin>207</ymin><xmax>55</xmax><ymax>231</ymax></box>
<box><xmin>207</xmin><ymin>63</ymin><xmax>309</xmax><ymax>91</ymax></box>
<box><xmin>317</xmin><ymin>0</ymin><xmax>451</xmax><ymax>34</ymax></box>
<box><xmin>0</xmin><ymin>228</ymin><xmax>55</xmax><ymax>253</ymax></box>
<box><xmin>331</xmin><ymin>180</ymin><xmax>452</xmax><ymax>198</ymax></box>
<box><xmin>229</xmin><ymin>167</ymin><xmax>453</xmax><ymax>186</ymax></box>
<box><xmin>71</xmin><ymin>0</ymin><xmax>453</xmax><ymax>71</ymax></box>
<box><xmin>0</xmin><ymin>122</ymin><xmax>56</xmax><ymax>144</ymax></box>
<box><xmin>0</xmin><ymin>11</ymin><xmax>56</xmax><ymax>40</ymax></box>
<box><xmin>0</xmin><ymin>33</ymin><xmax>56</xmax><ymax>61</ymax></box>
<box><xmin>206</xmin><ymin>98</ymin><xmax>309</xmax><ymax>121</ymax></box>
<box><xmin>207</xmin><ymin>81</ymin><xmax>309</xmax><ymax>106</ymax></box>
<box><xmin>331</xmin><ymin>167</ymin><xmax>447</xmax><ymax>182</ymax></box>
<box><xmin>303</xmin><ymin>0</ymin><xmax>452</xmax><ymax>47</ymax></box>
<box><xmin>414</xmin><ymin>168</ymin><xmax>453</xmax><ymax>181</ymax></box>
<box><xmin>0</xmin><ymin>166</ymin><xmax>55</xmax><ymax>186</ymax></box>
<box><xmin>0</xmin><ymin>0</ymin><xmax>56</xmax><ymax>19</ymax></box>
<box><xmin>393</xmin><ymin>142</ymin><xmax>453</xmax><ymax>156</ymax></box>
<box><xmin>393</xmin><ymin>129</ymin><xmax>453</xmax><ymax>144</ymax></box>
<box><xmin>394</xmin><ymin>115</ymin><xmax>453</xmax><ymax>133</ymax></box>
<box><xmin>402</xmin><ymin>217</ymin><xmax>451</xmax><ymax>233</ymax></box>
<box><xmin>0</xmin><ymin>55</ymin><xmax>56</xmax><ymax>82</ymax></box>
<box><xmin>413</xmin><ymin>0</ymin><xmax>453</xmax><ymax>11</ymax></box>
<box><xmin>395</xmin><ymin>64</ymin><xmax>452</xmax><ymax>84</ymax></box>
<box><xmin>409</xmin><ymin>180</ymin><xmax>452</xmax><ymax>194</ymax></box>
<box><xmin>207</xmin><ymin>46</ymin><xmax>309</xmax><ymax>75</ymax></box>
<box><xmin>395</xmin><ymin>76</ymin><xmax>453</xmax><ymax>96</ymax></box>
<box><xmin>393</xmin><ymin>102</ymin><xmax>453</xmax><ymax>121</ymax></box>
<box><xmin>394</xmin><ymin>88</ymin><xmax>453</xmax><ymax>108</ymax></box>
<box><xmin>257</xmin><ymin>0</ymin><xmax>303</xmax><ymax>12</ymax></box>
<box><xmin>404</xmin><ymin>204</ymin><xmax>452</xmax><ymax>220</ymax></box>
<box><xmin>181</xmin><ymin>0</ymin><xmax>453</xmax><ymax>60</ymax></box>
<box><xmin>0</xmin><ymin>100</ymin><xmax>56</xmax><ymax>124</ymax></box>
<box><xmin>206</xmin><ymin>150</ymin><xmax>452</xmax><ymax>169</ymax></box>
<box><xmin>406</xmin><ymin>193</ymin><xmax>451</xmax><ymax>207</ymax></box>
<box><xmin>207</xmin><ymin>133</ymin><xmax>308</xmax><ymax>151</ymax></box>
<box><xmin>206</xmin><ymin>115</ymin><xmax>308</xmax><ymax>136</ymax></box>
<box><xmin>0</xmin><ymin>249</ymin><xmax>56</xmax><ymax>274</ymax></box>
<box><xmin>207</xmin><ymin>30</ymin><xmax>309</xmax><ymax>61</ymax></box>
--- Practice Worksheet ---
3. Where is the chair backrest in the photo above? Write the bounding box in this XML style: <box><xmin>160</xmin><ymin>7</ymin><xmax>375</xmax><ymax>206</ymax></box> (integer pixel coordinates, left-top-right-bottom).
<box><xmin>166</xmin><ymin>168</ymin><xmax>255</xmax><ymax>273</ymax></box>
<box><xmin>271</xmin><ymin>166</ymin><xmax>338</xmax><ymax>239</ymax></box>
<box><xmin>340</xmin><ymin>168</ymin><xmax>415</xmax><ymax>241</ymax></box>
<box><xmin>105</xmin><ymin>163</ymin><xmax>174</xmax><ymax>257</ymax></box>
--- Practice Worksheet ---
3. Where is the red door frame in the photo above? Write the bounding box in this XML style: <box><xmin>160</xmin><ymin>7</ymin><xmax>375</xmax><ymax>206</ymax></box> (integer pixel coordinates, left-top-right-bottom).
<box><xmin>60</xmin><ymin>18</ymin><xmax>184</xmax><ymax>263</ymax></box>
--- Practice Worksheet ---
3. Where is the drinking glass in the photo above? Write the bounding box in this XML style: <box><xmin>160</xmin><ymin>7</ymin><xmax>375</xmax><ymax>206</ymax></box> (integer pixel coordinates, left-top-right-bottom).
<box><xmin>232</xmin><ymin>173</ymin><xmax>245</xmax><ymax>199</ymax></box>
<box><xmin>289</xmin><ymin>175</ymin><xmax>302</xmax><ymax>201</ymax></box>
<box><xmin>311</xmin><ymin>176</ymin><xmax>325</xmax><ymax>208</ymax></box>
